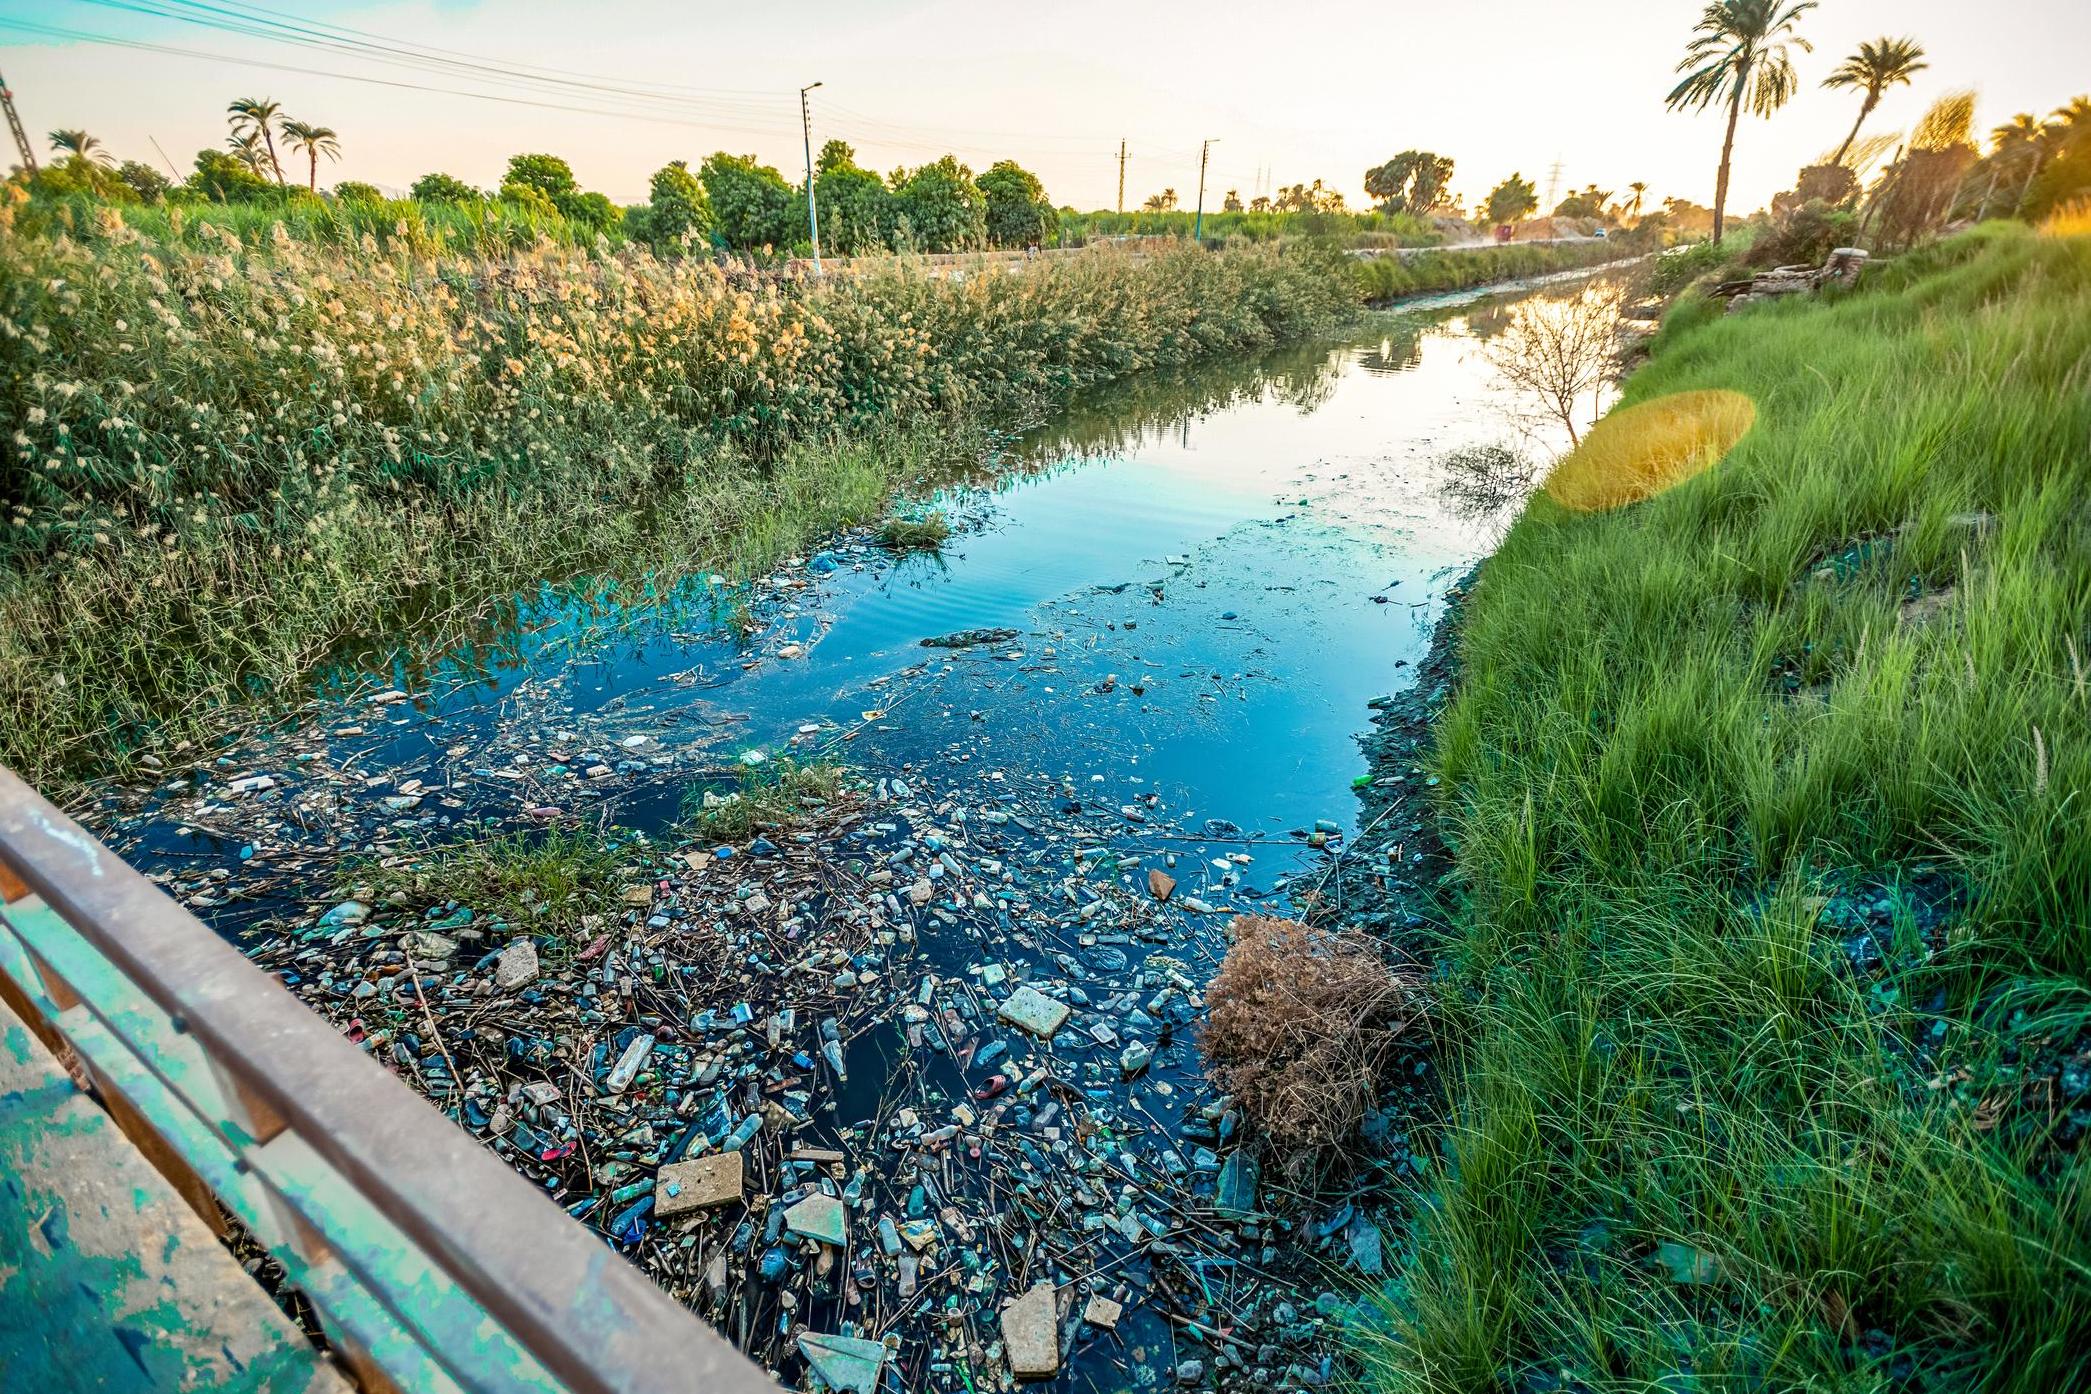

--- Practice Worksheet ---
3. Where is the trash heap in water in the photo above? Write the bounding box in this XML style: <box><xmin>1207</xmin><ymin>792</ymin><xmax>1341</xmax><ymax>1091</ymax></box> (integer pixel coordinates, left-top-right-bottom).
<box><xmin>251</xmin><ymin>767</ymin><xmax>1353</xmax><ymax>1393</ymax></box>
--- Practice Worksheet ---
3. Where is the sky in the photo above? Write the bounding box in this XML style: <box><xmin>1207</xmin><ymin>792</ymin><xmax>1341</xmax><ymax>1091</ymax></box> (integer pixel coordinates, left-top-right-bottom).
<box><xmin>1</xmin><ymin>0</ymin><xmax>2086</xmax><ymax>215</ymax></box>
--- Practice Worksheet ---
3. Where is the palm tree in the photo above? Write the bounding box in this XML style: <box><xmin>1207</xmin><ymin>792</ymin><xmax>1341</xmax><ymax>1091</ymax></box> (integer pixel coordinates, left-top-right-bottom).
<box><xmin>227</xmin><ymin>96</ymin><xmax>286</xmax><ymax>185</ymax></box>
<box><xmin>280</xmin><ymin>120</ymin><xmax>341</xmax><ymax>193</ymax></box>
<box><xmin>48</xmin><ymin>129</ymin><xmax>113</xmax><ymax>165</ymax></box>
<box><xmin>1627</xmin><ymin>181</ymin><xmax>1649</xmax><ymax>218</ymax></box>
<box><xmin>1822</xmin><ymin>37</ymin><xmax>1928</xmax><ymax>168</ymax></box>
<box><xmin>1666</xmin><ymin>0</ymin><xmax>1817</xmax><ymax>244</ymax></box>
<box><xmin>227</xmin><ymin>130</ymin><xmax>270</xmax><ymax>177</ymax></box>
<box><xmin>1991</xmin><ymin>112</ymin><xmax>2043</xmax><ymax>156</ymax></box>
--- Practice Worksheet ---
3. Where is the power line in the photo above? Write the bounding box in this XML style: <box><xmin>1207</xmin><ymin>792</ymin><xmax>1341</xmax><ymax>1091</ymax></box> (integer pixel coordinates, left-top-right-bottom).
<box><xmin>16</xmin><ymin>1</ymin><xmax>1248</xmax><ymax>205</ymax></box>
<box><xmin>70</xmin><ymin>0</ymin><xmax>797</xmax><ymax>122</ymax></box>
<box><xmin>0</xmin><ymin>16</ymin><xmax>799</xmax><ymax>136</ymax></box>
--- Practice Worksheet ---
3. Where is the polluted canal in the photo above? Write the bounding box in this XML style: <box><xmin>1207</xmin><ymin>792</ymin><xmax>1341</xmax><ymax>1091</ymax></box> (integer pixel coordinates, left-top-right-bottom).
<box><xmin>85</xmin><ymin>300</ymin><xmax>1555</xmax><ymax>1393</ymax></box>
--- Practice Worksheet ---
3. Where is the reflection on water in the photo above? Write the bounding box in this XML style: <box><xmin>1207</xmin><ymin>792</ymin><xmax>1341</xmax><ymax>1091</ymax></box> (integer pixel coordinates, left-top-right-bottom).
<box><xmin>99</xmin><ymin>294</ymin><xmax>1569</xmax><ymax>907</ymax></box>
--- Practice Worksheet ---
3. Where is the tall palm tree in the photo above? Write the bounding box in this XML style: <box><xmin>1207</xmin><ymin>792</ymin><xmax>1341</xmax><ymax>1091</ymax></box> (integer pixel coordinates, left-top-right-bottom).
<box><xmin>1991</xmin><ymin>112</ymin><xmax>2043</xmax><ymax>156</ymax></box>
<box><xmin>1666</xmin><ymin>0</ymin><xmax>1817</xmax><ymax>244</ymax></box>
<box><xmin>1627</xmin><ymin>181</ymin><xmax>1649</xmax><ymax>218</ymax></box>
<box><xmin>280</xmin><ymin>120</ymin><xmax>341</xmax><ymax>193</ymax></box>
<box><xmin>227</xmin><ymin>130</ymin><xmax>270</xmax><ymax>177</ymax></box>
<box><xmin>48</xmin><ymin>129</ymin><xmax>113</xmax><ymax>165</ymax></box>
<box><xmin>227</xmin><ymin>96</ymin><xmax>286</xmax><ymax>185</ymax></box>
<box><xmin>1822</xmin><ymin>37</ymin><xmax>1928</xmax><ymax>167</ymax></box>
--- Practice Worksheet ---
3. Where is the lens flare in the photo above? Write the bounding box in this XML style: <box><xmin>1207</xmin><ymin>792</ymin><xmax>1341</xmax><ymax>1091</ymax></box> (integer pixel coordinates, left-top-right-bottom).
<box><xmin>1543</xmin><ymin>389</ymin><xmax>1757</xmax><ymax>511</ymax></box>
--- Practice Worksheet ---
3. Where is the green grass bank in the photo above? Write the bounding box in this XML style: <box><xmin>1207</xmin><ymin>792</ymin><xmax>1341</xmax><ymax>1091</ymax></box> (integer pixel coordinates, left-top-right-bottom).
<box><xmin>1368</xmin><ymin>223</ymin><xmax>2090</xmax><ymax>1389</ymax></box>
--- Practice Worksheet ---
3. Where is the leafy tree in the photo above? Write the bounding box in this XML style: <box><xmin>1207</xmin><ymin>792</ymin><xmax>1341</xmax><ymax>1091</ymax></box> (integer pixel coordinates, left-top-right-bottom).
<box><xmin>503</xmin><ymin>153</ymin><xmax>578</xmax><ymax>199</ymax></box>
<box><xmin>700</xmin><ymin>152</ymin><xmax>796</xmax><ymax>248</ymax></box>
<box><xmin>1872</xmin><ymin>90</ymin><xmax>1978</xmax><ymax>247</ymax></box>
<box><xmin>115</xmin><ymin>160</ymin><xmax>171</xmax><ymax>201</ymax></box>
<box><xmin>1222</xmin><ymin>189</ymin><xmax>1243</xmax><ymax>213</ymax></box>
<box><xmin>2024</xmin><ymin>97</ymin><xmax>2091</xmax><ymax>216</ymax></box>
<box><xmin>1553</xmin><ymin>183</ymin><xmax>1615</xmax><ymax>219</ymax></box>
<box><xmin>811</xmin><ymin>142</ymin><xmax>892</xmax><ymax>255</ymax></box>
<box><xmin>187</xmin><ymin>147</ymin><xmax>274</xmax><ymax>202</ymax></box>
<box><xmin>411</xmin><ymin>171</ymin><xmax>481</xmax><ymax>203</ymax></box>
<box><xmin>1666</xmin><ymin>0</ymin><xmax>1817</xmax><ymax>244</ymax></box>
<box><xmin>1143</xmin><ymin>188</ymin><xmax>1179</xmax><ymax>211</ymax></box>
<box><xmin>1662</xmin><ymin>196</ymin><xmax>1716</xmax><ymax>236</ymax></box>
<box><xmin>1275</xmin><ymin>179</ymin><xmax>1346</xmax><ymax>213</ymax></box>
<box><xmin>497</xmin><ymin>180</ymin><xmax>561</xmax><ymax>219</ymax></box>
<box><xmin>227</xmin><ymin>131</ymin><xmax>271</xmax><ymax>178</ymax></box>
<box><xmin>48</xmin><ymin>129</ymin><xmax>112</xmax><ymax>165</ymax></box>
<box><xmin>280</xmin><ymin>120</ymin><xmax>341</xmax><ymax>193</ymax></box>
<box><xmin>32</xmin><ymin>149</ymin><xmax>131</xmax><ymax>201</ymax></box>
<box><xmin>1484</xmin><ymin>173</ymin><xmax>1539</xmax><ymax>227</ymax></box>
<box><xmin>332</xmin><ymin>180</ymin><xmax>384</xmax><ymax>204</ymax></box>
<box><xmin>1365</xmin><ymin>151</ymin><xmax>1455</xmax><ymax>214</ymax></box>
<box><xmin>555</xmin><ymin>189</ymin><xmax>621</xmax><ymax>234</ymax></box>
<box><xmin>639</xmin><ymin>159</ymin><xmax>715</xmax><ymax>249</ymax></box>
<box><xmin>978</xmin><ymin>159</ymin><xmax>1054</xmax><ymax>247</ymax></box>
<box><xmin>227</xmin><ymin>97</ymin><xmax>286</xmax><ymax>185</ymax></box>
<box><xmin>894</xmin><ymin>156</ymin><xmax>986</xmax><ymax>251</ymax></box>
<box><xmin>1822</xmin><ymin>37</ymin><xmax>1926</xmax><ymax>169</ymax></box>
<box><xmin>1773</xmin><ymin>162</ymin><xmax>1858</xmax><ymax>216</ymax></box>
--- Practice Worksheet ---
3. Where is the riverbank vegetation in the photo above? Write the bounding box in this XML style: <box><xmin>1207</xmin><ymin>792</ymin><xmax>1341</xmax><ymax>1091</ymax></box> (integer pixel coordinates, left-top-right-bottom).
<box><xmin>1372</xmin><ymin>222</ymin><xmax>2090</xmax><ymax>1391</ymax></box>
<box><xmin>1351</xmin><ymin>239</ymin><xmax>1640</xmax><ymax>304</ymax></box>
<box><xmin>0</xmin><ymin>215</ymin><xmax>1354</xmax><ymax>792</ymax></box>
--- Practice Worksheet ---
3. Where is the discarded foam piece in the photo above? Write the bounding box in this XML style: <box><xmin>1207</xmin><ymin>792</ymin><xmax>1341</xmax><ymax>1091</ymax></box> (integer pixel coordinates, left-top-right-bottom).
<box><xmin>655</xmin><ymin>1151</ymin><xmax>743</xmax><ymax>1218</ymax></box>
<box><xmin>1082</xmin><ymin>1295</ymin><xmax>1123</xmax><ymax>1330</ymax></box>
<box><xmin>1002</xmin><ymin>1280</ymin><xmax>1061</xmax><ymax>1379</ymax></box>
<box><xmin>996</xmin><ymin>985</ymin><xmax>1070</xmax><ymax>1040</ymax></box>
<box><xmin>784</xmin><ymin>1192</ymin><xmax>848</xmax><ymax>1245</ymax></box>
<box><xmin>493</xmin><ymin>937</ymin><xmax>539</xmax><ymax>990</ymax></box>
<box><xmin>797</xmin><ymin>1331</ymin><xmax>889</xmax><ymax>1394</ymax></box>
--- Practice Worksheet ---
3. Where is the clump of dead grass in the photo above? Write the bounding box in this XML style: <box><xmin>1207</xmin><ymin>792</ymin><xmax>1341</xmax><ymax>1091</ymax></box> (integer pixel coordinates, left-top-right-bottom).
<box><xmin>1542</xmin><ymin>387</ymin><xmax>1756</xmax><ymax>511</ymax></box>
<box><xmin>1202</xmin><ymin>915</ymin><xmax>1425</xmax><ymax>1167</ymax></box>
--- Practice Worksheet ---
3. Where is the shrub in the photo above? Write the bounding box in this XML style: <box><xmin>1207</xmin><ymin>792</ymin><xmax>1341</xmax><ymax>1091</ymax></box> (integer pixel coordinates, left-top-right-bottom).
<box><xmin>410</xmin><ymin>171</ymin><xmax>482</xmax><ymax>204</ymax></box>
<box><xmin>877</xmin><ymin>513</ymin><xmax>951</xmax><ymax>550</ymax></box>
<box><xmin>1203</xmin><ymin>916</ymin><xmax>1424</xmax><ymax>1170</ymax></box>
<box><xmin>639</xmin><ymin>159</ymin><xmax>714</xmax><ymax>251</ymax></box>
<box><xmin>1637</xmin><ymin>238</ymin><xmax>1737</xmax><ymax>297</ymax></box>
<box><xmin>684</xmin><ymin>761</ymin><xmax>846</xmax><ymax>842</ymax></box>
<box><xmin>1351</xmin><ymin>238</ymin><xmax>1631</xmax><ymax>303</ymax></box>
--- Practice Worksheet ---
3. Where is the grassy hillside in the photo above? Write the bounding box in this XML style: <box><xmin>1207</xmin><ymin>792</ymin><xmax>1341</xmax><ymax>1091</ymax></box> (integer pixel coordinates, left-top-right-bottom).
<box><xmin>1375</xmin><ymin>224</ymin><xmax>2090</xmax><ymax>1391</ymax></box>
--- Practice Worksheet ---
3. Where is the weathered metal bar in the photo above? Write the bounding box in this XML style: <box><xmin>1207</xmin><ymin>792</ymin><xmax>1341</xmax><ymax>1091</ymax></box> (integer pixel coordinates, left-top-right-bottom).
<box><xmin>0</xmin><ymin>764</ymin><xmax>777</xmax><ymax>1394</ymax></box>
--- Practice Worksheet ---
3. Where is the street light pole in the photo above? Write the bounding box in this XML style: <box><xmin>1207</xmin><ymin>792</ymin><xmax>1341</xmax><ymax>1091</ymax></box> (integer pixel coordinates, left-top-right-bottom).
<box><xmin>1193</xmin><ymin>138</ymin><xmax>1217</xmax><ymax>243</ymax></box>
<box><xmin>800</xmin><ymin>81</ymin><xmax>823</xmax><ymax>272</ymax></box>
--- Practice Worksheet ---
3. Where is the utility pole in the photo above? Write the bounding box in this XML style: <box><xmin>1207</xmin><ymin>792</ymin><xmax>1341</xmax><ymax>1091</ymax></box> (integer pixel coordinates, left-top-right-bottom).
<box><xmin>1193</xmin><ymin>138</ymin><xmax>1216</xmax><ymax>242</ymax></box>
<box><xmin>1116</xmin><ymin>139</ymin><xmax>1126</xmax><ymax>214</ymax></box>
<box><xmin>0</xmin><ymin>71</ymin><xmax>35</xmax><ymax>176</ymax></box>
<box><xmin>800</xmin><ymin>81</ymin><xmax>823</xmax><ymax>272</ymax></box>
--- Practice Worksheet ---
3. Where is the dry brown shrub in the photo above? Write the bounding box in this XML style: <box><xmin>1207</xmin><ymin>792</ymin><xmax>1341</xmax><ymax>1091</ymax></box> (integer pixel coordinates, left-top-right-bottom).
<box><xmin>1202</xmin><ymin>916</ymin><xmax>1426</xmax><ymax>1166</ymax></box>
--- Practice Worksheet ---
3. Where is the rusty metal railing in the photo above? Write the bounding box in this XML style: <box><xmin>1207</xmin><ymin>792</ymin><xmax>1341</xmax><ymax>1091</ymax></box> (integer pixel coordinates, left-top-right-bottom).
<box><xmin>0</xmin><ymin>762</ymin><xmax>778</xmax><ymax>1394</ymax></box>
